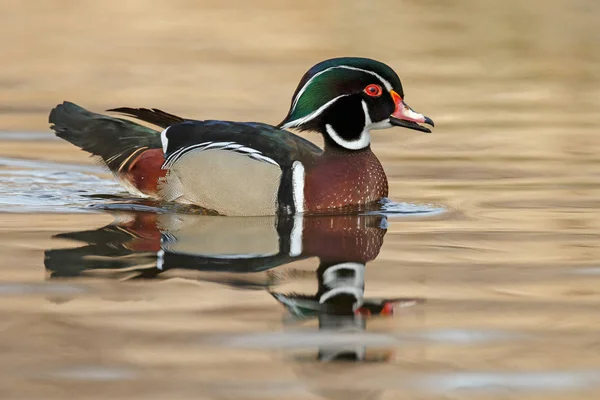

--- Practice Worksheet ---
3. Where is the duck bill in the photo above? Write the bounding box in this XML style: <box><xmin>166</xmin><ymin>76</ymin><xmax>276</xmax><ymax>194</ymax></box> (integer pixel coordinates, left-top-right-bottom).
<box><xmin>389</xmin><ymin>90</ymin><xmax>434</xmax><ymax>133</ymax></box>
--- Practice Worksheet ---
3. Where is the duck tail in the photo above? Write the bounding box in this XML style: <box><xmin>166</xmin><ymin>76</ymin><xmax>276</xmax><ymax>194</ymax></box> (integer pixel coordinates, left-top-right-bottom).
<box><xmin>49</xmin><ymin>101</ymin><xmax>164</xmax><ymax>173</ymax></box>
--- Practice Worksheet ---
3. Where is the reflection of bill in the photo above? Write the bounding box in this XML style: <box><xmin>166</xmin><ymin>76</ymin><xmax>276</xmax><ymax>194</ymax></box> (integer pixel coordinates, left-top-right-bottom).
<box><xmin>272</xmin><ymin>260</ymin><xmax>422</xmax><ymax>363</ymax></box>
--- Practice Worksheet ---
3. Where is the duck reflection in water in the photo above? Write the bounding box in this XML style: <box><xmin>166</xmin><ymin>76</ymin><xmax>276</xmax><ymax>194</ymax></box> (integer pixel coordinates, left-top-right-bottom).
<box><xmin>45</xmin><ymin>210</ymin><xmax>420</xmax><ymax>362</ymax></box>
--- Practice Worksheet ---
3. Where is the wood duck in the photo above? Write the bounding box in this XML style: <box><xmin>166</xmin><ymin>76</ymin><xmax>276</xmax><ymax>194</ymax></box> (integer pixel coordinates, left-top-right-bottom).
<box><xmin>49</xmin><ymin>57</ymin><xmax>434</xmax><ymax>216</ymax></box>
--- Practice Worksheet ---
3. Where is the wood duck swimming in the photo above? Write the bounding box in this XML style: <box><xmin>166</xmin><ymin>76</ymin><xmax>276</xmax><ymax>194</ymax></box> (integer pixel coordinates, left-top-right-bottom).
<box><xmin>49</xmin><ymin>57</ymin><xmax>434</xmax><ymax>216</ymax></box>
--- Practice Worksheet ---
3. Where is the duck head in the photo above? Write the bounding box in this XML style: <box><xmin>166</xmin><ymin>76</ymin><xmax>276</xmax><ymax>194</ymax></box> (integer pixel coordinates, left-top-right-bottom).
<box><xmin>278</xmin><ymin>57</ymin><xmax>434</xmax><ymax>150</ymax></box>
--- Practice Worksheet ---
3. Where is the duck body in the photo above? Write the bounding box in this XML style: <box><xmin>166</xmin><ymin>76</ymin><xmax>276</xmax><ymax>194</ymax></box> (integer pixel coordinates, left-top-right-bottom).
<box><xmin>158</xmin><ymin>119</ymin><xmax>321</xmax><ymax>215</ymax></box>
<box><xmin>49</xmin><ymin>57</ymin><xmax>433</xmax><ymax>216</ymax></box>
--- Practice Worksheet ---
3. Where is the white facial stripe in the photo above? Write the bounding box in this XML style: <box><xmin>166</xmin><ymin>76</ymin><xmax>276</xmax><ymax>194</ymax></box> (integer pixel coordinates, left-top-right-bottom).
<box><xmin>291</xmin><ymin>65</ymin><xmax>393</xmax><ymax>111</ymax></box>
<box><xmin>341</xmin><ymin>65</ymin><xmax>393</xmax><ymax>91</ymax></box>
<box><xmin>284</xmin><ymin>65</ymin><xmax>394</xmax><ymax>130</ymax></box>
<box><xmin>293</xmin><ymin>99</ymin><xmax>382</xmax><ymax>151</ymax></box>
<box><xmin>282</xmin><ymin>94</ymin><xmax>348</xmax><ymax>129</ymax></box>
<box><xmin>361</xmin><ymin>100</ymin><xmax>392</xmax><ymax>130</ymax></box>
<box><xmin>291</xmin><ymin>161</ymin><xmax>305</xmax><ymax>213</ymax></box>
<box><xmin>361</xmin><ymin>100</ymin><xmax>372</xmax><ymax>126</ymax></box>
<box><xmin>369</xmin><ymin>120</ymin><xmax>393</xmax><ymax>130</ymax></box>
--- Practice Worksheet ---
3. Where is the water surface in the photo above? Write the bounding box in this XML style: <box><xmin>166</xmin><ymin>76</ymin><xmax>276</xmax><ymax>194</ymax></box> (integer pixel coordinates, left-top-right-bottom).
<box><xmin>1</xmin><ymin>151</ymin><xmax>599</xmax><ymax>400</ymax></box>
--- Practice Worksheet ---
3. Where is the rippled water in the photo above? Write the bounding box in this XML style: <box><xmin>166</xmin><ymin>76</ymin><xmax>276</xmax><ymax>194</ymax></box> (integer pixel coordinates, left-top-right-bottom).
<box><xmin>2</xmin><ymin>1</ymin><xmax>600</xmax><ymax>399</ymax></box>
<box><xmin>2</xmin><ymin>147</ymin><xmax>599</xmax><ymax>400</ymax></box>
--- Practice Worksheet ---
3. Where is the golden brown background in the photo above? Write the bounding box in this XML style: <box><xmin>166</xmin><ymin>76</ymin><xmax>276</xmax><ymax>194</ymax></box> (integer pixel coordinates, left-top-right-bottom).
<box><xmin>1</xmin><ymin>0</ymin><xmax>600</xmax><ymax>399</ymax></box>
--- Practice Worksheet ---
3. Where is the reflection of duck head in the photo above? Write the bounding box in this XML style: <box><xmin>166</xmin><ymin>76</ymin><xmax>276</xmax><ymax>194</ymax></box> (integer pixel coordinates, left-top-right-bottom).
<box><xmin>271</xmin><ymin>259</ymin><xmax>418</xmax><ymax>363</ymax></box>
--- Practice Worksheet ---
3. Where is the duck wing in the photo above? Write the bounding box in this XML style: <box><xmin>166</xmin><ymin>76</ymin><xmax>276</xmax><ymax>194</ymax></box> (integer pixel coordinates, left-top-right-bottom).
<box><xmin>159</xmin><ymin>120</ymin><xmax>322</xmax><ymax>215</ymax></box>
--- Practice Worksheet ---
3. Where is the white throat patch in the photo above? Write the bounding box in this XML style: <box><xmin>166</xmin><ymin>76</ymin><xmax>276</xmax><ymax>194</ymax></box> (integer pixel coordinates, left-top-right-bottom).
<box><xmin>323</xmin><ymin>100</ymin><xmax>376</xmax><ymax>150</ymax></box>
<box><xmin>325</xmin><ymin>124</ymin><xmax>371</xmax><ymax>150</ymax></box>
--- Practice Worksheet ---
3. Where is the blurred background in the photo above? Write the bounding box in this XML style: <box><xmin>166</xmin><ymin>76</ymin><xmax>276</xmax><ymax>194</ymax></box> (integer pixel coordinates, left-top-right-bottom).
<box><xmin>2</xmin><ymin>0</ymin><xmax>600</xmax><ymax>204</ymax></box>
<box><xmin>1</xmin><ymin>1</ymin><xmax>600</xmax><ymax>399</ymax></box>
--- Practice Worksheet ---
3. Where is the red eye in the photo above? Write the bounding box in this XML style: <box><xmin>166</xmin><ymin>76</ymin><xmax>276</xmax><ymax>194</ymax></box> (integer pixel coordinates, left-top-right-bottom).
<box><xmin>364</xmin><ymin>84</ymin><xmax>382</xmax><ymax>97</ymax></box>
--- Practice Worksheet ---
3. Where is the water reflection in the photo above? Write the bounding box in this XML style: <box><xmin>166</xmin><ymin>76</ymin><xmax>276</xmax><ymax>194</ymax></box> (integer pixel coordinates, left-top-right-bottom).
<box><xmin>45</xmin><ymin>211</ymin><xmax>418</xmax><ymax>363</ymax></box>
<box><xmin>271</xmin><ymin>260</ymin><xmax>419</xmax><ymax>362</ymax></box>
<box><xmin>45</xmin><ymin>211</ymin><xmax>386</xmax><ymax>277</ymax></box>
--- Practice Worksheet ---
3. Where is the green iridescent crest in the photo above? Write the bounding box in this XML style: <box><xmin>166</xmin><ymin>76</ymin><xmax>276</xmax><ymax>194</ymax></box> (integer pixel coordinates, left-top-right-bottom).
<box><xmin>288</xmin><ymin>69</ymin><xmax>371</xmax><ymax>123</ymax></box>
<box><xmin>281</xmin><ymin>57</ymin><xmax>404</xmax><ymax>128</ymax></box>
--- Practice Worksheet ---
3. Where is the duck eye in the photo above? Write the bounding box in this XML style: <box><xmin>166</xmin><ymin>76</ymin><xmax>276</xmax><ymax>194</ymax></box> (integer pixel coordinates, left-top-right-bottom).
<box><xmin>364</xmin><ymin>84</ymin><xmax>382</xmax><ymax>97</ymax></box>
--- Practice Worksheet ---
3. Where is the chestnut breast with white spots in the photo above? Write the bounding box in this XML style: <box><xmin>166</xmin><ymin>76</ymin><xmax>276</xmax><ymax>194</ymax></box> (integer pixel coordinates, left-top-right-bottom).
<box><xmin>303</xmin><ymin>149</ymin><xmax>388</xmax><ymax>212</ymax></box>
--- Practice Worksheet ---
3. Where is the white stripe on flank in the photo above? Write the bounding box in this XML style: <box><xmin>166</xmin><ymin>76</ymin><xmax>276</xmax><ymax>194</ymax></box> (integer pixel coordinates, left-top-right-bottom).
<box><xmin>291</xmin><ymin>161</ymin><xmax>305</xmax><ymax>213</ymax></box>
<box><xmin>162</xmin><ymin>141</ymin><xmax>279</xmax><ymax>170</ymax></box>
<box><xmin>290</xmin><ymin>213</ymin><xmax>303</xmax><ymax>257</ymax></box>
<box><xmin>166</xmin><ymin>142</ymin><xmax>212</xmax><ymax>165</ymax></box>
<box><xmin>203</xmin><ymin>141</ymin><xmax>235</xmax><ymax>150</ymax></box>
<box><xmin>249</xmin><ymin>153</ymin><xmax>279</xmax><ymax>166</ymax></box>
<box><xmin>290</xmin><ymin>65</ymin><xmax>393</xmax><ymax>112</ymax></box>
<box><xmin>289</xmin><ymin>161</ymin><xmax>305</xmax><ymax>256</ymax></box>
<box><xmin>222</xmin><ymin>143</ymin><xmax>244</xmax><ymax>150</ymax></box>
<box><xmin>160</xmin><ymin>127</ymin><xmax>170</xmax><ymax>153</ymax></box>
<box><xmin>282</xmin><ymin>94</ymin><xmax>348</xmax><ymax>129</ymax></box>
<box><xmin>162</xmin><ymin>141</ymin><xmax>213</xmax><ymax>169</ymax></box>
